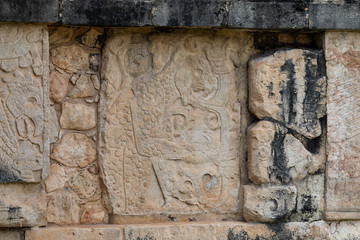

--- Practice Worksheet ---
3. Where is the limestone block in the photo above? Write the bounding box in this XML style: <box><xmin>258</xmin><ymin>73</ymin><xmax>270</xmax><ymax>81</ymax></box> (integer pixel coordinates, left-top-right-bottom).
<box><xmin>25</xmin><ymin>226</ymin><xmax>123</xmax><ymax>240</ymax></box>
<box><xmin>60</xmin><ymin>102</ymin><xmax>96</xmax><ymax>130</ymax></box>
<box><xmin>44</xmin><ymin>164</ymin><xmax>67</xmax><ymax>193</ymax></box>
<box><xmin>325</xmin><ymin>32</ymin><xmax>360</xmax><ymax>220</ymax></box>
<box><xmin>51</xmin><ymin>133</ymin><xmax>96</xmax><ymax>167</ymax></box>
<box><xmin>68</xmin><ymin>169</ymin><xmax>101</xmax><ymax>200</ymax></box>
<box><xmin>50</xmin><ymin>71</ymin><xmax>68</xmax><ymax>102</ymax></box>
<box><xmin>0</xmin><ymin>230</ymin><xmax>22</xmax><ymax>240</ymax></box>
<box><xmin>249</xmin><ymin>49</ymin><xmax>326</xmax><ymax>139</ymax></box>
<box><xmin>243</xmin><ymin>185</ymin><xmax>297</xmax><ymax>223</ymax></box>
<box><xmin>99</xmin><ymin>30</ymin><xmax>255</xmax><ymax>216</ymax></box>
<box><xmin>76</xmin><ymin>28</ymin><xmax>104</xmax><ymax>48</ymax></box>
<box><xmin>290</xmin><ymin>174</ymin><xmax>324</xmax><ymax>222</ymax></box>
<box><xmin>248</xmin><ymin>120</ymin><xmax>319</xmax><ymax>184</ymax></box>
<box><xmin>80</xmin><ymin>201</ymin><xmax>107</xmax><ymax>224</ymax></box>
<box><xmin>47</xmin><ymin>190</ymin><xmax>80</xmax><ymax>225</ymax></box>
<box><xmin>0</xmin><ymin>183</ymin><xmax>46</xmax><ymax>227</ymax></box>
<box><xmin>329</xmin><ymin>221</ymin><xmax>360</xmax><ymax>240</ymax></box>
<box><xmin>0</xmin><ymin>24</ymin><xmax>50</xmax><ymax>183</ymax></box>
<box><xmin>49</xmin><ymin>27</ymin><xmax>74</xmax><ymax>45</ymax></box>
<box><xmin>50</xmin><ymin>44</ymin><xmax>89</xmax><ymax>73</ymax></box>
<box><xmin>68</xmin><ymin>74</ymin><xmax>97</xmax><ymax>98</ymax></box>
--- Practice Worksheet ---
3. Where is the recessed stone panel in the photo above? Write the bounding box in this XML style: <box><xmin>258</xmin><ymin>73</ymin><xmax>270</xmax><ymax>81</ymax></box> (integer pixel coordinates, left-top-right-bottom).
<box><xmin>325</xmin><ymin>32</ymin><xmax>360</xmax><ymax>220</ymax></box>
<box><xmin>100</xmin><ymin>30</ymin><xmax>254</xmax><ymax>216</ymax></box>
<box><xmin>0</xmin><ymin>24</ymin><xmax>49</xmax><ymax>183</ymax></box>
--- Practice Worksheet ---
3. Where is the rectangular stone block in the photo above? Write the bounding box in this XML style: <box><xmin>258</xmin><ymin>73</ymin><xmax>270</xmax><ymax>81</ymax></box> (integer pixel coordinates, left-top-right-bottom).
<box><xmin>0</xmin><ymin>23</ymin><xmax>50</xmax><ymax>183</ymax></box>
<box><xmin>0</xmin><ymin>230</ymin><xmax>22</xmax><ymax>240</ymax></box>
<box><xmin>325</xmin><ymin>32</ymin><xmax>360</xmax><ymax>220</ymax></box>
<box><xmin>99</xmin><ymin>29</ymin><xmax>255</xmax><ymax>217</ymax></box>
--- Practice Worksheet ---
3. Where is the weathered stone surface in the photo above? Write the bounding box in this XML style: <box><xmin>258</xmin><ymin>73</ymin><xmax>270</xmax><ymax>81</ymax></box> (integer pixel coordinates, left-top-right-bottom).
<box><xmin>47</xmin><ymin>189</ymin><xmax>80</xmax><ymax>225</ymax></box>
<box><xmin>44</xmin><ymin>164</ymin><xmax>67</xmax><ymax>193</ymax></box>
<box><xmin>291</xmin><ymin>174</ymin><xmax>324</xmax><ymax>222</ymax></box>
<box><xmin>68</xmin><ymin>74</ymin><xmax>97</xmax><ymax>98</ymax></box>
<box><xmin>329</xmin><ymin>221</ymin><xmax>360</xmax><ymax>240</ymax></box>
<box><xmin>50</xmin><ymin>71</ymin><xmax>68</xmax><ymax>102</ymax></box>
<box><xmin>0</xmin><ymin>183</ymin><xmax>46</xmax><ymax>227</ymax></box>
<box><xmin>243</xmin><ymin>185</ymin><xmax>297</xmax><ymax>223</ymax></box>
<box><xmin>68</xmin><ymin>169</ymin><xmax>101</xmax><ymax>200</ymax></box>
<box><xmin>49</xmin><ymin>27</ymin><xmax>74</xmax><ymax>45</ymax></box>
<box><xmin>0</xmin><ymin>24</ymin><xmax>50</xmax><ymax>183</ymax></box>
<box><xmin>25</xmin><ymin>226</ymin><xmax>123</xmax><ymax>240</ymax></box>
<box><xmin>50</xmin><ymin>45</ymin><xmax>89</xmax><ymax>74</ymax></box>
<box><xmin>80</xmin><ymin>201</ymin><xmax>107</xmax><ymax>224</ymax></box>
<box><xmin>60</xmin><ymin>102</ymin><xmax>96</xmax><ymax>130</ymax></box>
<box><xmin>51</xmin><ymin>133</ymin><xmax>96</xmax><ymax>168</ymax></box>
<box><xmin>0</xmin><ymin>230</ymin><xmax>22</xmax><ymax>240</ymax></box>
<box><xmin>76</xmin><ymin>28</ymin><xmax>104</xmax><ymax>48</ymax></box>
<box><xmin>100</xmin><ymin>30</ymin><xmax>255</xmax><ymax>216</ymax></box>
<box><xmin>247</xmin><ymin>121</ymin><xmax>320</xmax><ymax>184</ymax></box>
<box><xmin>325</xmin><ymin>32</ymin><xmax>360</xmax><ymax>220</ymax></box>
<box><xmin>249</xmin><ymin>49</ymin><xmax>326</xmax><ymax>139</ymax></box>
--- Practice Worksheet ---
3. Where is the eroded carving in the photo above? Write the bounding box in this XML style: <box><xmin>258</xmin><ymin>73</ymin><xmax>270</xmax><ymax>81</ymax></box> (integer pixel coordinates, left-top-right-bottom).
<box><xmin>0</xmin><ymin>24</ymin><xmax>49</xmax><ymax>183</ymax></box>
<box><xmin>100</xmin><ymin>31</ymin><xmax>253</xmax><ymax>214</ymax></box>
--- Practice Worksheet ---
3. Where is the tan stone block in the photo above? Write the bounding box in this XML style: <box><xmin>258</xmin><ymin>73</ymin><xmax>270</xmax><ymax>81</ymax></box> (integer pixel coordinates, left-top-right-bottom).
<box><xmin>51</xmin><ymin>44</ymin><xmax>89</xmax><ymax>73</ymax></box>
<box><xmin>44</xmin><ymin>164</ymin><xmax>67</xmax><ymax>193</ymax></box>
<box><xmin>243</xmin><ymin>185</ymin><xmax>297</xmax><ymax>223</ymax></box>
<box><xmin>0</xmin><ymin>183</ymin><xmax>46</xmax><ymax>227</ymax></box>
<box><xmin>100</xmin><ymin>30</ymin><xmax>255</xmax><ymax>216</ymax></box>
<box><xmin>80</xmin><ymin>201</ymin><xmax>107</xmax><ymax>224</ymax></box>
<box><xmin>68</xmin><ymin>169</ymin><xmax>101</xmax><ymax>200</ymax></box>
<box><xmin>47</xmin><ymin>190</ymin><xmax>80</xmax><ymax>225</ymax></box>
<box><xmin>77</xmin><ymin>28</ymin><xmax>104</xmax><ymax>48</ymax></box>
<box><xmin>0</xmin><ymin>23</ymin><xmax>50</xmax><ymax>183</ymax></box>
<box><xmin>247</xmin><ymin>120</ymin><xmax>319</xmax><ymax>184</ymax></box>
<box><xmin>249</xmin><ymin>49</ymin><xmax>326</xmax><ymax>139</ymax></box>
<box><xmin>60</xmin><ymin>102</ymin><xmax>96</xmax><ymax>130</ymax></box>
<box><xmin>50</xmin><ymin>71</ymin><xmax>68</xmax><ymax>102</ymax></box>
<box><xmin>68</xmin><ymin>74</ymin><xmax>97</xmax><ymax>98</ymax></box>
<box><xmin>49</xmin><ymin>26</ymin><xmax>74</xmax><ymax>45</ymax></box>
<box><xmin>0</xmin><ymin>230</ymin><xmax>22</xmax><ymax>240</ymax></box>
<box><xmin>51</xmin><ymin>133</ymin><xmax>96</xmax><ymax>167</ymax></box>
<box><xmin>325</xmin><ymin>31</ymin><xmax>360</xmax><ymax>220</ymax></box>
<box><xmin>25</xmin><ymin>226</ymin><xmax>123</xmax><ymax>240</ymax></box>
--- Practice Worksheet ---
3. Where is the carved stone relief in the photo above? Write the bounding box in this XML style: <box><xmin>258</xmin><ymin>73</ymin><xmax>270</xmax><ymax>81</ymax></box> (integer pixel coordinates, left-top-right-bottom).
<box><xmin>100</xmin><ymin>30</ymin><xmax>254</xmax><ymax>215</ymax></box>
<box><xmin>0</xmin><ymin>24</ymin><xmax>49</xmax><ymax>183</ymax></box>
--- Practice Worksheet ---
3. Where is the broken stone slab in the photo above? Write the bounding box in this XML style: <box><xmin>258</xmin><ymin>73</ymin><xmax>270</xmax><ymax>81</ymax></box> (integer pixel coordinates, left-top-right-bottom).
<box><xmin>50</xmin><ymin>44</ymin><xmax>89</xmax><ymax>74</ymax></box>
<box><xmin>247</xmin><ymin>120</ymin><xmax>320</xmax><ymax>184</ymax></box>
<box><xmin>243</xmin><ymin>185</ymin><xmax>297</xmax><ymax>223</ymax></box>
<box><xmin>60</xmin><ymin>102</ymin><xmax>96</xmax><ymax>130</ymax></box>
<box><xmin>0</xmin><ymin>183</ymin><xmax>46</xmax><ymax>227</ymax></box>
<box><xmin>50</xmin><ymin>71</ymin><xmax>69</xmax><ymax>103</ymax></box>
<box><xmin>68</xmin><ymin>74</ymin><xmax>97</xmax><ymax>98</ymax></box>
<box><xmin>249</xmin><ymin>49</ymin><xmax>326</xmax><ymax>139</ymax></box>
<box><xmin>51</xmin><ymin>133</ymin><xmax>96</xmax><ymax>168</ymax></box>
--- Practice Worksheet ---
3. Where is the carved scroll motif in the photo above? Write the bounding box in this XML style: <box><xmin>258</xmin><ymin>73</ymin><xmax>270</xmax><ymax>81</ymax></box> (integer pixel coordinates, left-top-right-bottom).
<box><xmin>0</xmin><ymin>24</ymin><xmax>49</xmax><ymax>183</ymax></box>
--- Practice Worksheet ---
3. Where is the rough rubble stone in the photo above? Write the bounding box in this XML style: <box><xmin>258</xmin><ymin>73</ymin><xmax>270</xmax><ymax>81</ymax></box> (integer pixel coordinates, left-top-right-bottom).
<box><xmin>325</xmin><ymin>32</ymin><xmax>360</xmax><ymax>220</ymax></box>
<box><xmin>60</xmin><ymin>102</ymin><xmax>96</xmax><ymax>130</ymax></box>
<box><xmin>68</xmin><ymin>74</ymin><xmax>97</xmax><ymax>98</ymax></box>
<box><xmin>76</xmin><ymin>28</ymin><xmax>104</xmax><ymax>48</ymax></box>
<box><xmin>0</xmin><ymin>183</ymin><xmax>46</xmax><ymax>227</ymax></box>
<box><xmin>247</xmin><ymin>120</ymin><xmax>320</xmax><ymax>184</ymax></box>
<box><xmin>50</xmin><ymin>71</ymin><xmax>68</xmax><ymax>102</ymax></box>
<box><xmin>51</xmin><ymin>44</ymin><xmax>89</xmax><ymax>74</ymax></box>
<box><xmin>49</xmin><ymin>27</ymin><xmax>74</xmax><ymax>45</ymax></box>
<box><xmin>47</xmin><ymin>189</ymin><xmax>80</xmax><ymax>225</ymax></box>
<box><xmin>68</xmin><ymin>169</ymin><xmax>100</xmax><ymax>200</ymax></box>
<box><xmin>243</xmin><ymin>185</ymin><xmax>297</xmax><ymax>223</ymax></box>
<box><xmin>44</xmin><ymin>164</ymin><xmax>67</xmax><ymax>193</ymax></box>
<box><xmin>51</xmin><ymin>133</ymin><xmax>96</xmax><ymax>168</ymax></box>
<box><xmin>290</xmin><ymin>174</ymin><xmax>324</xmax><ymax>222</ymax></box>
<box><xmin>26</xmin><ymin>226</ymin><xmax>122</xmax><ymax>240</ymax></box>
<box><xmin>249</xmin><ymin>49</ymin><xmax>326</xmax><ymax>139</ymax></box>
<box><xmin>100</xmin><ymin>29</ymin><xmax>255</xmax><ymax>216</ymax></box>
<box><xmin>0</xmin><ymin>24</ymin><xmax>50</xmax><ymax>183</ymax></box>
<box><xmin>80</xmin><ymin>201</ymin><xmax>107</xmax><ymax>224</ymax></box>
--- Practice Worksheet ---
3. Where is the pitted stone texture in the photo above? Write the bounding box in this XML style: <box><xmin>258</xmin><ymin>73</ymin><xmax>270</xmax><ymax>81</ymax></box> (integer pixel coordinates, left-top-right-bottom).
<box><xmin>50</xmin><ymin>71</ymin><xmax>68</xmax><ymax>103</ymax></box>
<box><xmin>326</xmin><ymin>32</ymin><xmax>360</xmax><ymax>220</ymax></box>
<box><xmin>0</xmin><ymin>24</ymin><xmax>50</xmax><ymax>183</ymax></box>
<box><xmin>47</xmin><ymin>189</ymin><xmax>80</xmax><ymax>225</ymax></box>
<box><xmin>249</xmin><ymin>49</ymin><xmax>326</xmax><ymax>139</ymax></box>
<box><xmin>50</xmin><ymin>44</ymin><xmax>89</xmax><ymax>74</ymax></box>
<box><xmin>100</xmin><ymin>30</ymin><xmax>255</xmax><ymax>216</ymax></box>
<box><xmin>243</xmin><ymin>185</ymin><xmax>297</xmax><ymax>223</ymax></box>
<box><xmin>0</xmin><ymin>183</ymin><xmax>46</xmax><ymax>227</ymax></box>
<box><xmin>60</xmin><ymin>102</ymin><xmax>96</xmax><ymax>130</ymax></box>
<box><xmin>248</xmin><ymin>120</ymin><xmax>319</xmax><ymax>184</ymax></box>
<box><xmin>291</xmin><ymin>174</ymin><xmax>324</xmax><ymax>222</ymax></box>
<box><xmin>25</xmin><ymin>226</ymin><xmax>123</xmax><ymax>240</ymax></box>
<box><xmin>51</xmin><ymin>133</ymin><xmax>96</xmax><ymax>168</ymax></box>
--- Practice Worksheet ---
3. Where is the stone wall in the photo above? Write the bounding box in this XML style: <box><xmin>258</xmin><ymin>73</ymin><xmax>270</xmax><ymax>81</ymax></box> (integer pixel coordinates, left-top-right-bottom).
<box><xmin>0</xmin><ymin>23</ymin><xmax>360</xmax><ymax>239</ymax></box>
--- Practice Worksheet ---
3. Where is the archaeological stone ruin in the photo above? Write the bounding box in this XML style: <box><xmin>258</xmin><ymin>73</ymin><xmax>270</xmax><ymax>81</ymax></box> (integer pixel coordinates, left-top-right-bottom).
<box><xmin>2</xmin><ymin>0</ymin><xmax>360</xmax><ymax>239</ymax></box>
